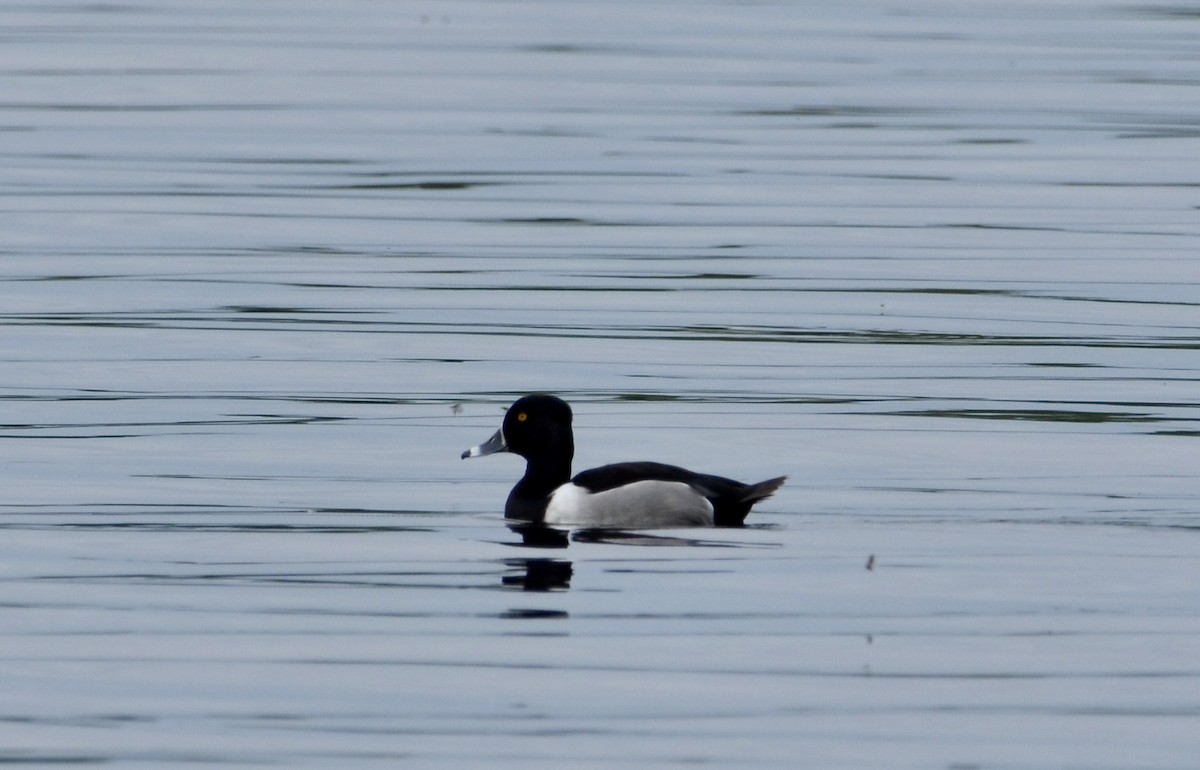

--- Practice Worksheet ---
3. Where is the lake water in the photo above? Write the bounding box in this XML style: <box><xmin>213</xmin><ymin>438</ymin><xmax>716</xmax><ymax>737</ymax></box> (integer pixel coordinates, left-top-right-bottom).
<box><xmin>2</xmin><ymin>1</ymin><xmax>1199</xmax><ymax>767</ymax></box>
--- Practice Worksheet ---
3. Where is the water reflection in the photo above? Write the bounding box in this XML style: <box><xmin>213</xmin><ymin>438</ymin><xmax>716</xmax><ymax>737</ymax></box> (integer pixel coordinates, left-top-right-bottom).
<box><xmin>507</xmin><ymin>522</ymin><xmax>782</xmax><ymax>550</ymax></box>
<box><xmin>506</xmin><ymin>522</ymin><xmax>570</xmax><ymax>549</ymax></box>
<box><xmin>498</xmin><ymin>607</ymin><xmax>570</xmax><ymax>620</ymax></box>
<box><xmin>501</xmin><ymin>558</ymin><xmax>573</xmax><ymax>593</ymax></box>
<box><xmin>571</xmin><ymin>528</ymin><xmax>772</xmax><ymax>548</ymax></box>
<box><xmin>499</xmin><ymin>523</ymin><xmax>783</xmax><ymax>593</ymax></box>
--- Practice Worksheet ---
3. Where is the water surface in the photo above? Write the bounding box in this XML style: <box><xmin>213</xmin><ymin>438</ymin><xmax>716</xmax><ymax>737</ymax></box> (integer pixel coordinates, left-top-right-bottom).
<box><xmin>2</xmin><ymin>1</ymin><xmax>1198</xmax><ymax>767</ymax></box>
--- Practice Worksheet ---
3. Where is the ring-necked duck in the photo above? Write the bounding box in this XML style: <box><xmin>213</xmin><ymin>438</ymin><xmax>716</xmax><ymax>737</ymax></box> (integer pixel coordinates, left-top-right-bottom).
<box><xmin>462</xmin><ymin>394</ymin><xmax>785</xmax><ymax>528</ymax></box>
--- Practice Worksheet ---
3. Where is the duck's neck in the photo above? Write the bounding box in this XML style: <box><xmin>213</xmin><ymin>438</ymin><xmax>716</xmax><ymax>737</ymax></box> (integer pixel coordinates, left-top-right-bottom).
<box><xmin>519</xmin><ymin>454</ymin><xmax>573</xmax><ymax>497</ymax></box>
<box><xmin>506</xmin><ymin>453</ymin><xmax>572</xmax><ymax>521</ymax></box>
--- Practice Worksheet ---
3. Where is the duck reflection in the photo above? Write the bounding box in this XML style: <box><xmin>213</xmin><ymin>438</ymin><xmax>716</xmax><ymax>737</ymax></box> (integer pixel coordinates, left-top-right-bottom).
<box><xmin>502</xmin><ymin>558</ymin><xmax>573</xmax><ymax>592</ymax></box>
<box><xmin>507</xmin><ymin>521</ymin><xmax>570</xmax><ymax>548</ymax></box>
<box><xmin>571</xmin><ymin>528</ymin><xmax>747</xmax><ymax>547</ymax></box>
<box><xmin>506</xmin><ymin>522</ymin><xmax>740</xmax><ymax>549</ymax></box>
<box><xmin>497</xmin><ymin>522</ymin><xmax>768</xmax><ymax>593</ymax></box>
<box><xmin>499</xmin><ymin>523</ymin><xmax>571</xmax><ymax>592</ymax></box>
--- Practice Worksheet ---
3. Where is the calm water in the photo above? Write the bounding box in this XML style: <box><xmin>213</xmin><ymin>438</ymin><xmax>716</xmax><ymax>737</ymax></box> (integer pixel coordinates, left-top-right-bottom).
<box><xmin>2</xmin><ymin>1</ymin><xmax>1199</xmax><ymax>767</ymax></box>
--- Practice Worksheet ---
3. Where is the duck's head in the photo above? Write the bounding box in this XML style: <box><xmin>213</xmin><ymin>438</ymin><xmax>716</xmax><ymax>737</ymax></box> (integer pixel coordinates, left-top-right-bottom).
<box><xmin>461</xmin><ymin>394</ymin><xmax>574</xmax><ymax>463</ymax></box>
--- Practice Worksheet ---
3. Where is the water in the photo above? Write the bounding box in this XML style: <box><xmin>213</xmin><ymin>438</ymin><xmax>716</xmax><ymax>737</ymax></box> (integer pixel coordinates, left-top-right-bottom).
<box><xmin>2</xmin><ymin>1</ymin><xmax>1199</xmax><ymax>767</ymax></box>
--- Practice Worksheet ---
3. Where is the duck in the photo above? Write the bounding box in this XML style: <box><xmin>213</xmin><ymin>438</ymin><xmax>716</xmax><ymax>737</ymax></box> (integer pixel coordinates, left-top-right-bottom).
<box><xmin>461</xmin><ymin>394</ymin><xmax>785</xmax><ymax>528</ymax></box>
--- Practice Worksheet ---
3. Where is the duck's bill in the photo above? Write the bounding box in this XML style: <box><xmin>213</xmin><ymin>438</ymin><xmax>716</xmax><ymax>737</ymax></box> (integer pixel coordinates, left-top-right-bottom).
<box><xmin>461</xmin><ymin>428</ymin><xmax>507</xmax><ymax>459</ymax></box>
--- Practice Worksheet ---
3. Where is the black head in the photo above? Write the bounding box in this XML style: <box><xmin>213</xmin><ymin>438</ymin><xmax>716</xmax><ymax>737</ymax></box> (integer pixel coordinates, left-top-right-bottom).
<box><xmin>499</xmin><ymin>394</ymin><xmax>574</xmax><ymax>461</ymax></box>
<box><xmin>461</xmin><ymin>394</ymin><xmax>576</xmax><ymax>522</ymax></box>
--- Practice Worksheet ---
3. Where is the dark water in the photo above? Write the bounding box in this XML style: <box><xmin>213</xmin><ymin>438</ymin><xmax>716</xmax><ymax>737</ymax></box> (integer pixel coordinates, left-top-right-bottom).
<box><xmin>2</xmin><ymin>1</ymin><xmax>1198</xmax><ymax>767</ymax></box>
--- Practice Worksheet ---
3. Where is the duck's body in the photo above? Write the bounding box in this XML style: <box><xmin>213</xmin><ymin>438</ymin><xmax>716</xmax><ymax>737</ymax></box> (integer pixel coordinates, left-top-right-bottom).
<box><xmin>462</xmin><ymin>394</ymin><xmax>785</xmax><ymax>528</ymax></box>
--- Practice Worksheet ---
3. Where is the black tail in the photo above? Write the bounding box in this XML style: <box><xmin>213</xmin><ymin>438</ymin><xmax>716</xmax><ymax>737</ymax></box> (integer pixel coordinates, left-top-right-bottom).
<box><xmin>713</xmin><ymin>475</ymin><xmax>786</xmax><ymax>527</ymax></box>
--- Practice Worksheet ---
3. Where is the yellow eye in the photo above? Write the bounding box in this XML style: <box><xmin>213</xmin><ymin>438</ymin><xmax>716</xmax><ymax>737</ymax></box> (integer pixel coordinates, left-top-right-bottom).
<box><xmin>516</xmin><ymin>412</ymin><xmax>528</xmax><ymax>422</ymax></box>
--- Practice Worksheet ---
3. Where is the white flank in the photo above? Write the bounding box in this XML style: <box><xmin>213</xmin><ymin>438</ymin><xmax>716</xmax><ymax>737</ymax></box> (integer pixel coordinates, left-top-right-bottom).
<box><xmin>544</xmin><ymin>480</ymin><xmax>714</xmax><ymax>528</ymax></box>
